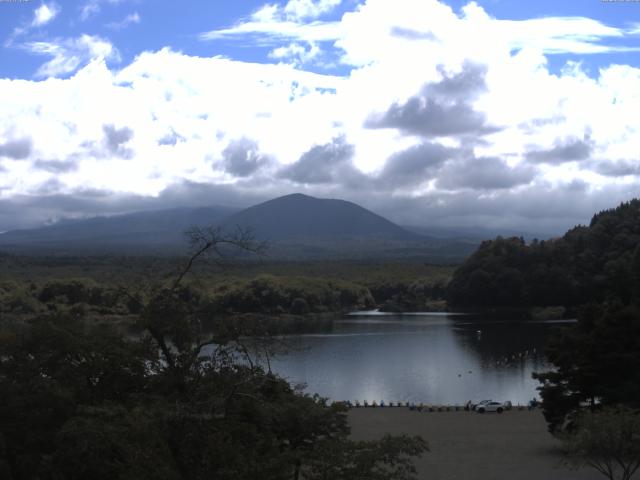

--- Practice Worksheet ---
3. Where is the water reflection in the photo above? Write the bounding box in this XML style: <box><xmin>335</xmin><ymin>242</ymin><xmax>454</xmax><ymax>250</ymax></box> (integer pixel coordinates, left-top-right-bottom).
<box><xmin>267</xmin><ymin>312</ymin><xmax>573</xmax><ymax>405</ymax></box>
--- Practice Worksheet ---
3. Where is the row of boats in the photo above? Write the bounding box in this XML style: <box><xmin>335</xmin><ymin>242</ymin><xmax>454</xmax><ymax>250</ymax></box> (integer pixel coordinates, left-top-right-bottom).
<box><xmin>336</xmin><ymin>399</ymin><xmax>537</xmax><ymax>411</ymax></box>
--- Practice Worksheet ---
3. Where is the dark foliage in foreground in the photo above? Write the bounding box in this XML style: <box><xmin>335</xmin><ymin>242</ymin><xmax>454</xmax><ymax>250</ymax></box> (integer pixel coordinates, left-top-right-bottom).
<box><xmin>534</xmin><ymin>304</ymin><xmax>640</xmax><ymax>433</ymax></box>
<box><xmin>561</xmin><ymin>406</ymin><xmax>640</xmax><ymax>480</ymax></box>
<box><xmin>444</xmin><ymin>199</ymin><xmax>640</xmax><ymax>437</ymax></box>
<box><xmin>0</xmin><ymin>228</ymin><xmax>427</xmax><ymax>480</ymax></box>
<box><xmin>518</xmin><ymin>201</ymin><xmax>640</xmax><ymax>435</ymax></box>
<box><xmin>447</xmin><ymin>199</ymin><xmax>640</xmax><ymax>308</ymax></box>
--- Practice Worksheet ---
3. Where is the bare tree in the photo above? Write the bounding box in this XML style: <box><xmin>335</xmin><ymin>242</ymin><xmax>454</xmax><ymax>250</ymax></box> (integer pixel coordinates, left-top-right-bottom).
<box><xmin>117</xmin><ymin>226</ymin><xmax>267</xmax><ymax>394</ymax></box>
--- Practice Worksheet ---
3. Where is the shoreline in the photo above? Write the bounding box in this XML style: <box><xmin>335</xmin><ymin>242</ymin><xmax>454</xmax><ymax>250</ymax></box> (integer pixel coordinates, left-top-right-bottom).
<box><xmin>348</xmin><ymin>408</ymin><xmax>601</xmax><ymax>480</ymax></box>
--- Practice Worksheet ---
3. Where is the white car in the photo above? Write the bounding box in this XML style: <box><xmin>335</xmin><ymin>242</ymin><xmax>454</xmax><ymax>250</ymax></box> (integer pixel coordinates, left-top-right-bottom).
<box><xmin>475</xmin><ymin>401</ymin><xmax>506</xmax><ymax>413</ymax></box>
<box><xmin>471</xmin><ymin>399</ymin><xmax>491</xmax><ymax>411</ymax></box>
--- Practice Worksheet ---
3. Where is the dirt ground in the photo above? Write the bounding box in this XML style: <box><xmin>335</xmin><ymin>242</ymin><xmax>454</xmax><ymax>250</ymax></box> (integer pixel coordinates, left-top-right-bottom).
<box><xmin>348</xmin><ymin>408</ymin><xmax>603</xmax><ymax>480</ymax></box>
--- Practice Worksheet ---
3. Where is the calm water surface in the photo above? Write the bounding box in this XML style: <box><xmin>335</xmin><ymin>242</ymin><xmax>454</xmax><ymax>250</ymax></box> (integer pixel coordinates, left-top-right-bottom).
<box><xmin>267</xmin><ymin>311</ymin><xmax>572</xmax><ymax>405</ymax></box>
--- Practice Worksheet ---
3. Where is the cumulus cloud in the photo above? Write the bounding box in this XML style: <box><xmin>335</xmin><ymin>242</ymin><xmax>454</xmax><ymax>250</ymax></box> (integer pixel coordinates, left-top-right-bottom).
<box><xmin>280</xmin><ymin>136</ymin><xmax>355</xmax><ymax>184</ymax></box>
<box><xmin>284</xmin><ymin>0</ymin><xmax>342</xmax><ymax>21</ymax></box>
<box><xmin>102</xmin><ymin>124</ymin><xmax>134</xmax><ymax>158</ymax></box>
<box><xmin>32</xmin><ymin>3</ymin><xmax>60</xmax><ymax>27</ymax></box>
<box><xmin>24</xmin><ymin>34</ymin><xmax>120</xmax><ymax>78</ymax></box>
<box><xmin>269</xmin><ymin>42</ymin><xmax>321</xmax><ymax>66</ymax></box>
<box><xmin>0</xmin><ymin>137</ymin><xmax>32</xmax><ymax>160</ymax></box>
<box><xmin>366</xmin><ymin>62</ymin><xmax>499</xmax><ymax>138</ymax></box>
<box><xmin>34</xmin><ymin>178</ymin><xmax>66</xmax><ymax>195</ymax></box>
<box><xmin>158</xmin><ymin>129</ymin><xmax>186</xmax><ymax>146</ymax></box>
<box><xmin>2</xmin><ymin>1</ymin><xmax>640</xmax><ymax>235</ymax></box>
<box><xmin>0</xmin><ymin>180</ymin><xmax>264</xmax><ymax>232</ymax></box>
<box><xmin>377</xmin><ymin>142</ymin><xmax>455</xmax><ymax>187</ymax></box>
<box><xmin>437</xmin><ymin>156</ymin><xmax>537</xmax><ymax>190</ymax></box>
<box><xmin>219</xmin><ymin>138</ymin><xmax>270</xmax><ymax>177</ymax></box>
<box><xmin>526</xmin><ymin>137</ymin><xmax>593</xmax><ymax>164</ymax></box>
<box><xmin>591</xmin><ymin>159</ymin><xmax>640</xmax><ymax>177</ymax></box>
<box><xmin>389</xmin><ymin>26</ymin><xmax>437</xmax><ymax>41</ymax></box>
<box><xmin>201</xmin><ymin>0</ymin><xmax>638</xmax><ymax>65</ymax></box>
<box><xmin>33</xmin><ymin>159</ymin><xmax>79</xmax><ymax>173</ymax></box>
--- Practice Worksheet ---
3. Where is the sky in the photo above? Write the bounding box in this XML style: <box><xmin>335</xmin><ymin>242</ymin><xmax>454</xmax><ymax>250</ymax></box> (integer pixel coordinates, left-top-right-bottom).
<box><xmin>1</xmin><ymin>0</ymin><xmax>640</xmax><ymax>235</ymax></box>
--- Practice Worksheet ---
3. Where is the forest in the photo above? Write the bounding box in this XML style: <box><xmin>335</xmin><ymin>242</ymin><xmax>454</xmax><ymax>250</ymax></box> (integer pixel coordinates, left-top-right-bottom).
<box><xmin>446</xmin><ymin>199</ymin><xmax>640</xmax><ymax>310</ymax></box>
<box><xmin>0</xmin><ymin>228</ymin><xmax>430</xmax><ymax>480</ymax></box>
<box><xmin>2</xmin><ymin>200</ymin><xmax>640</xmax><ymax>478</ymax></box>
<box><xmin>446</xmin><ymin>199</ymin><xmax>640</xmax><ymax>445</ymax></box>
<box><xmin>0</xmin><ymin>254</ymin><xmax>453</xmax><ymax>322</ymax></box>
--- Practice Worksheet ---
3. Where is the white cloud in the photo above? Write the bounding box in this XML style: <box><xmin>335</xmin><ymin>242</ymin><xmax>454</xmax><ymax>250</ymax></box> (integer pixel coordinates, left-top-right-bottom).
<box><xmin>24</xmin><ymin>34</ymin><xmax>120</xmax><ymax>78</ymax></box>
<box><xmin>4</xmin><ymin>2</ymin><xmax>60</xmax><ymax>46</ymax></box>
<box><xmin>203</xmin><ymin>0</ymin><xmax>639</xmax><ymax>66</ymax></box>
<box><xmin>200</xmin><ymin>18</ymin><xmax>340</xmax><ymax>44</ymax></box>
<box><xmin>107</xmin><ymin>12</ymin><xmax>141</xmax><ymax>30</ymax></box>
<box><xmin>32</xmin><ymin>3</ymin><xmax>60</xmax><ymax>27</ymax></box>
<box><xmin>200</xmin><ymin>1</ymin><xmax>343</xmax><ymax>44</ymax></box>
<box><xmin>269</xmin><ymin>41</ymin><xmax>321</xmax><ymax>66</ymax></box>
<box><xmin>2</xmin><ymin>0</ymin><xmax>640</xmax><ymax>232</ymax></box>
<box><xmin>284</xmin><ymin>0</ymin><xmax>342</xmax><ymax>21</ymax></box>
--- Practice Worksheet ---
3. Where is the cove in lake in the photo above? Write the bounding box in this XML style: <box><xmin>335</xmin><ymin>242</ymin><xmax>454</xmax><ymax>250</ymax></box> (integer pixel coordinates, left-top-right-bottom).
<box><xmin>266</xmin><ymin>312</ymin><xmax>572</xmax><ymax>406</ymax></box>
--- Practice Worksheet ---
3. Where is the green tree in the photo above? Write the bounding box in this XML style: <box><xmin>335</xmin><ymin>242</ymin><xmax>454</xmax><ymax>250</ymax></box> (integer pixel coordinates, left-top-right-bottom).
<box><xmin>0</xmin><ymin>226</ymin><xmax>428</xmax><ymax>480</ymax></box>
<box><xmin>561</xmin><ymin>407</ymin><xmax>640</xmax><ymax>480</ymax></box>
<box><xmin>447</xmin><ymin>199</ymin><xmax>640</xmax><ymax>309</ymax></box>
<box><xmin>534</xmin><ymin>304</ymin><xmax>640</xmax><ymax>434</ymax></box>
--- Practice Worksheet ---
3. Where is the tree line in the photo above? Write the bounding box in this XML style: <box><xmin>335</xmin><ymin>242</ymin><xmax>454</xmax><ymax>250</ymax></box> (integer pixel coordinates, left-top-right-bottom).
<box><xmin>447</xmin><ymin>200</ymin><xmax>640</xmax><ymax>478</ymax></box>
<box><xmin>447</xmin><ymin>199</ymin><xmax>640</xmax><ymax>309</ymax></box>
<box><xmin>0</xmin><ymin>227</ymin><xmax>427</xmax><ymax>480</ymax></box>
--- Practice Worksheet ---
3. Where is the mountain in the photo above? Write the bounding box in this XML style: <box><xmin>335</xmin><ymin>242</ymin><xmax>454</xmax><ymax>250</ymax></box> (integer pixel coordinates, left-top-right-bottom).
<box><xmin>221</xmin><ymin>193</ymin><xmax>418</xmax><ymax>241</ymax></box>
<box><xmin>216</xmin><ymin>194</ymin><xmax>476</xmax><ymax>260</ymax></box>
<box><xmin>0</xmin><ymin>206</ymin><xmax>238</xmax><ymax>254</ymax></box>
<box><xmin>0</xmin><ymin>193</ymin><xmax>476</xmax><ymax>260</ymax></box>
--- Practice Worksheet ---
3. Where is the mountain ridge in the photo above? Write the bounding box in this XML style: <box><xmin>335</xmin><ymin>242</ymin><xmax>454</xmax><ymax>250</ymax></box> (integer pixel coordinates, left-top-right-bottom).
<box><xmin>221</xmin><ymin>193</ymin><xmax>420</xmax><ymax>242</ymax></box>
<box><xmin>0</xmin><ymin>193</ymin><xmax>476</xmax><ymax>260</ymax></box>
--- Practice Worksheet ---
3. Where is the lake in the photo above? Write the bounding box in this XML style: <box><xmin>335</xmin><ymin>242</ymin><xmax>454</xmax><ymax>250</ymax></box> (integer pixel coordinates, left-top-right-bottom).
<box><xmin>265</xmin><ymin>311</ymin><xmax>572</xmax><ymax>406</ymax></box>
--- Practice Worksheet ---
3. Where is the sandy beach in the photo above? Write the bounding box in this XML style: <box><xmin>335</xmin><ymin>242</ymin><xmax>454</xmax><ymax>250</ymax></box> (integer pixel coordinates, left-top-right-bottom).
<box><xmin>349</xmin><ymin>408</ymin><xmax>602</xmax><ymax>480</ymax></box>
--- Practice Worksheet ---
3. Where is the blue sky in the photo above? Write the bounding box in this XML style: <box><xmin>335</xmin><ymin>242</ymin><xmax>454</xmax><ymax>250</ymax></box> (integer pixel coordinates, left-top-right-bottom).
<box><xmin>0</xmin><ymin>0</ymin><xmax>640</xmax><ymax>234</ymax></box>
<box><xmin>2</xmin><ymin>0</ymin><xmax>639</xmax><ymax>79</ymax></box>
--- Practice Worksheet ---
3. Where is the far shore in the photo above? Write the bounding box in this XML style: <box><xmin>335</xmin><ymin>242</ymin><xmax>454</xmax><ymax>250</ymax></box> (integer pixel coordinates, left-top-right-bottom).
<box><xmin>348</xmin><ymin>408</ymin><xmax>601</xmax><ymax>480</ymax></box>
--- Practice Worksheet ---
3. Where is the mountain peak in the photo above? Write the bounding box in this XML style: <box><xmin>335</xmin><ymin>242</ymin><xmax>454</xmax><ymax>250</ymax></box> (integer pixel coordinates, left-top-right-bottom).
<box><xmin>222</xmin><ymin>193</ymin><xmax>416</xmax><ymax>242</ymax></box>
<box><xmin>0</xmin><ymin>193</ymin><xmax>476</xmax><ymax>259</ymax></box>
<box><xmin>280</xmin><ymin>193</ymin><xmax>315</xmax><ymax>200</ymax></box>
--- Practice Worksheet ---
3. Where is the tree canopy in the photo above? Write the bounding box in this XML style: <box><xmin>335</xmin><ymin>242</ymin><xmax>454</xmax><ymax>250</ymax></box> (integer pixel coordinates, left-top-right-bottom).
<box><xmin>0</xmin><ymin>227</ymin><xmax>427</xmax><ymax>480</ymax></box>
<box><xmin>561</xmin><ymin>406</ymin><xmax>640</xmax><ymax>480</ymax></box>
<box><xmin>533</xmin><ymin>303</ymin><xmax>640</xmax><ymax>433</ymax></box>
<box><xmin>447</xmin><ymin>199</ymin><xmax>640</xmax><ymax>309</ymax></box>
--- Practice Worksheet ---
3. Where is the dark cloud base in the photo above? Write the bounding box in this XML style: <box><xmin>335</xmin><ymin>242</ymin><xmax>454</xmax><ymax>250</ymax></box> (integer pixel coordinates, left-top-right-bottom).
<box><xmin>1</xmin><ymin>177</ymin><xmax>637</xmax><ymax>240</ymax></box>
<box><xmin>526</xmin><ymin>137</ymin><xmax>593</xmax><ymax>164</ymax></box>
<box><xmin>0</xmin><ymin>137</ymin><xmax>32</xmax><ymax>160</ymax></box>
<box><xmin>365</xmin><ymin>62</ymin><xmax>500</xmax><ymax>138</ymax></box>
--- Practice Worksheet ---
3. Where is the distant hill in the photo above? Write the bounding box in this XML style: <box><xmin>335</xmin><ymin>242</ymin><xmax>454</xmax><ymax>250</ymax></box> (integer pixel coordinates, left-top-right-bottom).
<box><xmin>0</xmin><ymin>193</ymin><xmax>476</xmax><ymax>260</ymax></box>
<box><xmin>0</xmin><ymin>206</ymin><xmax>238</xmax><ymax>254</ymax></box>
<box><xmin>222</xmin><ymin>193</ymin><xmax>418</xmax><ymax>241</ymax></box>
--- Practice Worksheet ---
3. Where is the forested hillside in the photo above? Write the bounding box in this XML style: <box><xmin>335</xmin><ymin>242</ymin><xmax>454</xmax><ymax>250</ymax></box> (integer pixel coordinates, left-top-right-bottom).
<box><xmin>447</xmin><ymin>199</ymin><xmax>640</xmax><ymax>309</ymax></box>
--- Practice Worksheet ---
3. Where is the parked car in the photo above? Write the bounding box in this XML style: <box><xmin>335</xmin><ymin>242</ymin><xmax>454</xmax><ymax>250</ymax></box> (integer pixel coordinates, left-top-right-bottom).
<box><xmin>471</xmin><ymin>399</ymin><xmax>492</xmax><ymax>411</ymax></box>
<box><xmin>475</xmin><ymin>401</ymin><xmax>506</xmax><ymax>413</ymax></box>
